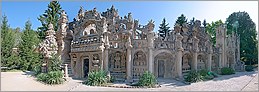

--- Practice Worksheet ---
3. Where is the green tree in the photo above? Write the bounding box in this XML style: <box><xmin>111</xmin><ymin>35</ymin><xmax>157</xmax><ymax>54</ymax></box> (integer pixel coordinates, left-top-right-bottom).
<box><xmin>1</xmin><ymin>15</ymin><xmax>16</xmax><ymax>68</ymax></box>
<box><xmin>225</xmin><ymin>11</ymin><xmax>258</xmax><ymax>65</ymax></box>
<box><xmin>203</xmin><ymin>19</ymin><xmax>207</xmax><ymax>28</ymax></box>
<box><xmin>48</xmin><ymin>53</ymin><xmax>62</xmax><ymax>72</ymax></box>
<box><xmin>158</xmin><ymin>18</ymin><xmax>170</xmax><ymax>40</ymax></box>
<box><xmin>175</xmin><ymin>14</ymin><xmax>188</xmax><ymax>26</ymax></box>
<box><xmin>205</xmin><ymin>20</ymin><xmax>224</xmax><ymax>46</ymax></box>
<box><xmin>189</xmin><ymin>17</ymin><xmax>195</xmax><ymax>25</ymax></box>
<box><xmin>38</xmin><ymin>1</ymin><xmax>62</xmax><ymax>40</ymax></box>
<box><xmin>19</xmin><ymin>20</ymin><xmax>41</xmax><ymax>71</ymax></box>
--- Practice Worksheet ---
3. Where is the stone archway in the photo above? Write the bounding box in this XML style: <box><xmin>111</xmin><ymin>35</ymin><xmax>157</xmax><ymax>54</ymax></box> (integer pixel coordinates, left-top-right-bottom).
<box><xmin>211</xmin><ymin>54</ymin><xmax>219</xmax><ymax>71</ymax></box>
<box><xmin>182</xmin><ymin>53</ymin><xmax>192</xmax><ymax>72</ymax></box>
<box><xmin>197</xmin><ymin>54</ymin><xmax>206</xmax><ymax>70</ymax></box>
<box><xmin>154</xmin><ymin>51</ymin><xmax>175</xmax><ymax>78</ymax></box>
<box><xmin>132</xmin><ymin>51</ymin><xmax>147</xmax><ymax>79</ymax></box>
<box><xmin>108</xmin><ymin>51</ymin><xmax>126</xmax><ymax>79</ymax></box>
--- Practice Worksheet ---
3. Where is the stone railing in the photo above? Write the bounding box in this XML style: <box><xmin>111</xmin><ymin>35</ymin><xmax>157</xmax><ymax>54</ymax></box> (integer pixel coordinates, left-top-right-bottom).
<box><xmin>71</xmin><ymin>36</ymin><xmax>102</xmax><ymax>47</ymax></box>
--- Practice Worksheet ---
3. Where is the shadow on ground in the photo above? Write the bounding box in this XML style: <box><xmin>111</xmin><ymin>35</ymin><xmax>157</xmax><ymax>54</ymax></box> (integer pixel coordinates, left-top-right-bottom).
<box><xmin>212</xmin><ymin>71</ymin><xmax>257</xmax><ymax>81</ymax></box>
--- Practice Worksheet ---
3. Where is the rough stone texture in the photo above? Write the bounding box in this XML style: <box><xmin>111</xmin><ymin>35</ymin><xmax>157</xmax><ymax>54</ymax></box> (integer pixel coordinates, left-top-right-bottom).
<box><xmin>52</xmin><ymin>5</ymin><xmax>242</xmax><ymax>80</ymax></box>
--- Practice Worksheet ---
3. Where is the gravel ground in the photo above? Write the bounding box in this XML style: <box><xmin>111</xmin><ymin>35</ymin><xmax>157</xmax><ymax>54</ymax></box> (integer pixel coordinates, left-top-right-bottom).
<box><xmin>1</xmin><ymin>71</ymin><xmax>258</xmax><ymax>91</ymax></box>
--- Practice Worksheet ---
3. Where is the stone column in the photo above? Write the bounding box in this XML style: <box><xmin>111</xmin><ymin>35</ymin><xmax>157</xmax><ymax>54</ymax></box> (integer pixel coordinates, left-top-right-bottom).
<box><xmin>103</xmin><ymin>31</ymin><xmax>110</xmax><ymax>72</ymax></box>
<box><xmin>64</xmin><ymin>64</ymin><xmax>69</xmax><ymax>78</ymax></box>
<box><xmin>193</xmin><ymin>37</ymin><xmax>199</xmax><ymax>71</ymax></box>
<box><xmin>176</xmin><ymin>33</ymin><xmax>183</xmax><ymax>78</ymax></box>
<box><xmin>126</xmin><ymin>32</ymin><xmax>133</xmax><ymax>81</ymax></box>
<box><xmin>148</xmin><ymin>47</ymin><xmax>153</xmax><ymax>73</ymax></box>
<box><xmin>208</xmin><ymin>52</ymin><xmax>212</xmax><ymax>71</ymax></box>
<box><xmin>147</xmin><ymin>31</ymin><xmax>155</xmax><ymax>73</ymax></box>
<box><xmin>193</xmin><ymin>53</ymin><xmax>198</xmax><ymax>71</ymax></box>
<box><xmin>126</xmin><ymin>47</ymin><xmax>132</xmax><ymax>81</ymax></box>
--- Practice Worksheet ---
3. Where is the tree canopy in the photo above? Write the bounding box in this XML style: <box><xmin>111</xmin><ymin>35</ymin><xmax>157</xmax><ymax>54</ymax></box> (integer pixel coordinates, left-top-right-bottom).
<box><xmin>175</xmin><ymin>14</ymin><xmax>188</xmax><ymax>26</ymax></box>
<box><xmin>205</xmin><ymin>20</ymin><xmax>224</xmax><ymax>47</ymax></box>
<box><xmin>225</xmin><ymin>11</ymin><xmax>258</xmax><ymax>65</ymax></box>
<box><xmin>19</xmin><ymin>20</ymin><xmax>41</xmax><ymax>70</ymax></box>
<box><xmin>38</xmin><ymin>1</ymin><xmax>62</xmax><ymax>40</ymax></box>
<box><xmin>158</xmin><ymin>18</ymin><xmax>171</xmax><ymax>40</ymax></box>
<box><xmin>1</xmin><ymin>15</ymin><xmax>18</xmax><ymax>69</ymax></box>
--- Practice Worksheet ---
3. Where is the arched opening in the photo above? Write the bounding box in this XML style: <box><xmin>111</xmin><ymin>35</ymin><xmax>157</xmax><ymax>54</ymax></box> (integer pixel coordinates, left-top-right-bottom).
<box><xmin>182</xmin><ymin>53</ymin><xmax>192</xmax><ymax>72</ymax></box>
<box><xmin>154</xmin><ymin>51</ymin><xmax>175</xmax><ymax>78</ymax></box>
<box><xmin>211</xmin><ymin>55</ymin><xmax>219</xmax><ymax>71</ymax></box>
<box><xmin>197</xmin><ymin>54</ymin><xmax>206</xmax><ymax>70</ymax></box>
<box><xmin>90</xmin><ymin>29</ymin><xmax>95</xmax><ymax>34</ymax></box>
<box><xmin>132</xmin><ymin>51</ymin><xmax>147</xmax><ymax>79</ymax></box>
<box><xmin>108</xmin><ymin>51</ymin><xmax>126</xmax><ymax>80</ymax></box>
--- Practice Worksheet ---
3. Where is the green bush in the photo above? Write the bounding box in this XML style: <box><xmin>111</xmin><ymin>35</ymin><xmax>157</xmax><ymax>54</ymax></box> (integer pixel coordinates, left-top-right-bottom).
<box><xmin>138</xmin><ymin>71</ymin><xmax>157</xmax><ymax>88</ymax></box>
<box><xmin>36</xmin><ymin>73</ymin><xmax>48</xmax><ymax>82</ymax></box>
<box><xmin>245</xmin><ymin>65</ymin><xmax>254</xmax><ymax>72</ymax></box>
<box><xmin>185</xmin><ymin>69</ymin><xmax>217</xmax><ymax>83</ymax></box>
<box><xmin>184</xmin><ymin>70</ymin><xmax>204</xmax><ymax>83</ymax></box>
<box><xmin>33</xmin><ymin>65</ymin><xmax>41</xmax><ymax>76</ymax></box>
<box><xmin>36</xmin><ymin>71</ymin><xmax>64</xmax><ymax>85</ymax></box>
<box><xmin>85</xmin><ymin>70</ymin><xmax>108</xmax><ymax>86</ymax></box>
<box><xmin>221</xmin><ymin>67</ymin><xmax>235</xmax><ymax>75</ymax></box>
<box><xmin>45</xmin><ymin>71</ymin><xmax>64</xmax><ymax>85</ymax></box>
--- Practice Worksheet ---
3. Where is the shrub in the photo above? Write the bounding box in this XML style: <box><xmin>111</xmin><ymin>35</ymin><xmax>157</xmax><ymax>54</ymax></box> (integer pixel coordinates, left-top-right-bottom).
<box><xmin>36</xmin><ymin>71</ymin><xmax>64</xmax><ymax>85</ymax></box>
<box><xmin>36</xmin><ymin>73</ymin><xmax>48</xmax><ymax>82</ymax></box>
<box><xmin>45</xmin><ymin>71</ymin><xmax>64</xmax><ymax>85</ymax></box>
<box><xmin>138</xmin><ymin>71</ymin><xmax>157</xmax><ymax>88</ymax></box>
<box><xmin>33</xmin><ymin>65</ymin><xmax>41</xmax><ymax>76</ymax></box>
<box><xmin>221</xmin><ymin>67</ymin><xmax>235</xmax><ymax>75</ymax></box>
<box><xmin>85</xmin><ymin>70</ymin><xmax>108</xmax><ymax>86</ymax></box>
<box><xmin>185</xmin><ymin>69</ymin><xmax>217</xmax><ymax>83</ymax></box>
<box><xmin>184</xmin><ymin>70</ymin><xmax>204</xmax><ymax>83</ymax></box>
<box><xmin>245</xmin><ymin>65</ymin><xmax>254</xmax><ymax>72</ymax></box>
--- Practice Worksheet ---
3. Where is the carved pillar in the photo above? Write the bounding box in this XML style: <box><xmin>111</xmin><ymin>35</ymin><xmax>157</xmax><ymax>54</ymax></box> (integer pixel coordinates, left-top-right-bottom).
<box><xmin>147</xmin><ymin>31</ymin><xmax>155</xmax><ymax>73</ymax></box>
<box><xmin>103</xmin><ymin>32</ymin><xmax>110</xmax><ymax>72</ymax></box>
<box><xmin>192</xmin><ymin>37</ymin><xmax>199</xmax><ymax>71</ymax></box>
<box><xmin>64</xmin><ymin>64</ymin><xmax>69</xmax><ymax>78</ymax></box>
<box><xmin>126</xmin><ymin>47</ymin><xmax>132</xmax><ymax>81</ymax></box>
<box><xmin>176</xmin><ymin>33</ymin><xmax>183</xmax><ymax>78</ymax></box>
<box><xmin>126</xmin><ymin>32</ymin><xmax>133</xmax><ymax>81</ymax></box>
<box><xmin>208</xmin><ymin>45</ymin><xmax>213</xmax><ymax>71</ymax></box>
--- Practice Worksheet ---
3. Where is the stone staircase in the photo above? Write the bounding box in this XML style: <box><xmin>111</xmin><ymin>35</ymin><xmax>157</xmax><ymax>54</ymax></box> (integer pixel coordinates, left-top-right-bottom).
<box><xmin>62</xmin><ymin>60</ymin><xmax>73</xmax><ymax>77</ymax></box>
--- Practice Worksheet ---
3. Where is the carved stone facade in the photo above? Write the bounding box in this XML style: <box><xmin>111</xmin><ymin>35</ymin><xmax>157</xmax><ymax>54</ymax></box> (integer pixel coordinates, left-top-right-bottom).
<box><xmin>51</xmin><ymin>6</ymin><xmax>243</xmax><ymax>81</ymax></box>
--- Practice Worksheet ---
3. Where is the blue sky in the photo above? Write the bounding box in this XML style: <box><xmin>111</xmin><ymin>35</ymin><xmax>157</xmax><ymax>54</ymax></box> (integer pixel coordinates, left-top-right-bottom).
<box><xmin>2</xmin><ymin>1</ymin><xmax>258</xmax><ymax>32</ymax></box>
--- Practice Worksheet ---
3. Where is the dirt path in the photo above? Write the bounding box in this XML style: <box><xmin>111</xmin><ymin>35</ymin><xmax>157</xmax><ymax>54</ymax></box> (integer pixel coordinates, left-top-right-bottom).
<box><xmin>1</xmin><ymin>71</ymin><xmax>258</xmax><ymax>91</ymax></box>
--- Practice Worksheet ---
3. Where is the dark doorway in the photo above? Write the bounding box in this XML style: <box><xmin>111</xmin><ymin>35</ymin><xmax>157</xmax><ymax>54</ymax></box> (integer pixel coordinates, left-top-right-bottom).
<box><xmin>83</xmin><ymin>59</ymin><xmax>89</xmax><ymax>78</ymax></box>
<box><xmin>158</xmin><ymin>60</ymin><xmax>165</xmax><ymax>78</ymax></box>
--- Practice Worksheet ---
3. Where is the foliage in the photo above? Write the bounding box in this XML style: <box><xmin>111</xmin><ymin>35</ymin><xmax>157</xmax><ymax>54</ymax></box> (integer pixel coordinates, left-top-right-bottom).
<box><xmin>1</xmin><ymin>15</ymin><xmax>17</xmax><ymax>68</ymax></box>
<box><xmin>175</xmin><ymin>14</ymin><xmax>187</xmax><ymax>26</ymax></box>
<box><xmin>48</xmin><ymin>53</ymin><xmax>62</xmax><ymax>72</ymax></box>
<box><xmin>220</xmin><ymin>67</ymin><xmax>235</xmax><ymax>75</ymax></box>
<box><xmin>185</xmin><ymin>69</ymin><xmax>217</xmax><ymax>83</ymax></box>
<box><xmin>46</xmin><ymin>71</ymin><xmax>64</xmax><ymax>85</ymax></box>
<box><xmin>19</xmin><ymin>20</ymin><xmax>41</xmax><ymax>71</ymax></box>
<box><xmin>205</xmin><ymin>20</ymin><xmax>224</xmax><ymax>46</ymax></box>
<box><xmin>84</xmin><ymin>70</ymin><xmax>108</xmax><ymax>86</ymax></box>
<box><xmin>202</xmin><ymin>19</ymin><xmax>207</xmax><ymax>27</ymax></box>
<box><xmin>38</xmin><ymin>1</ymin><xmax>62</xmax><ymax>40</ymax></box>
<box><xmin>138</xmin><ymin>71</ymin><xmax>157</xmax><ymax>88</ymax></box>
<box><xmin>225</xmin><ymin>11</ymin><xmax>258</xmax><ymax>65</ymax></box>
<box><xmin>36</xmin><ymin>73</ymin><xmax>48</xmax><ymax>82</ymax></box>
<box><xmin>245</xmin><ymin>65</ymin><xmax>254</xmax><ymax>72</ymax></box>
<box><xmin>184</xmin><ymin>70</ymin><xmax>204</xmax><ymax>83</ymax></box>
<box><xmin>33</xmin><ymin>64</ymin><xmax>42</xmax><ymax>76</ymax></box>
<box><xmin>158</xmin><ymin>18</ymin><xmax>171</xmax><ymax>40</ymax></box>
<box><xmin>36</xmin><ymin>71</ymin><xmax>64</xmax><ymax>85</ymax></box>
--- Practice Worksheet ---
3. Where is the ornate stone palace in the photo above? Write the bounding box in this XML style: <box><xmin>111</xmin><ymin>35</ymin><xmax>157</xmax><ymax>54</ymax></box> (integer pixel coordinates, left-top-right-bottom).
<box><xmin>39</xmin><ymin>5</ymin><xmax>244</xmax><ymax>81</ymax></box>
